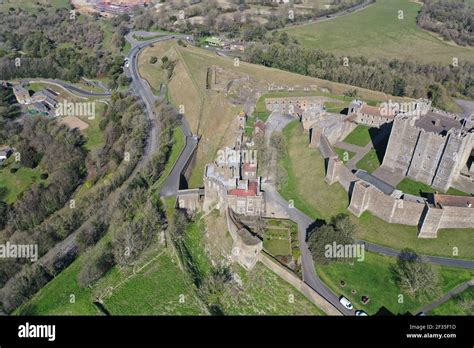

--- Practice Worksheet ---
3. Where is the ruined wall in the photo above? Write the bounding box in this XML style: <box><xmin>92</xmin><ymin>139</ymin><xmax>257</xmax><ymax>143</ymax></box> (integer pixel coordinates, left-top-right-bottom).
<box><xmin>177</xmin><ymin>189</ymin><xmax>203</xmax><ymax>213</ymax></box>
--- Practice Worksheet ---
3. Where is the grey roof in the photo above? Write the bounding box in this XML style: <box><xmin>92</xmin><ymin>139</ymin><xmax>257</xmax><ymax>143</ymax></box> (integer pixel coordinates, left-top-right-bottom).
<box><xmin>355</xmin><ymin>170</ymin><xmax>395</xmax><ymax>195</ymax></box>
<box><xmin>318</xmin><ymin>134</ymin><xmax>337</xmax><ymax>159</ymax></box>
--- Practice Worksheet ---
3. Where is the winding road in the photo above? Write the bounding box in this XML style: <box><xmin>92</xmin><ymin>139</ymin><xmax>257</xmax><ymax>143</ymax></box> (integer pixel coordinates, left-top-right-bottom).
<box><xmin>125</xmin><ymin>33</ymin><xmax>199</xmax><ymax>190</ymax></box>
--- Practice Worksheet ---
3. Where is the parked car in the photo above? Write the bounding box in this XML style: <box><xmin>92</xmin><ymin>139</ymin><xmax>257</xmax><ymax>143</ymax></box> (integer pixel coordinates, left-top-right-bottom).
<box><xmin>124</xmin><ymin>58</ymin><xmax>130</xmax><ymax>68</ymax></box>
<box><xmin>339</xmin><ymin>296</ymin><xmax>353</xmax><ymax>310</ymax></box>
<box><xmin>355</xmin><ymin>310</ymin><xmax>368</xmax><ymax>316</ymax></box>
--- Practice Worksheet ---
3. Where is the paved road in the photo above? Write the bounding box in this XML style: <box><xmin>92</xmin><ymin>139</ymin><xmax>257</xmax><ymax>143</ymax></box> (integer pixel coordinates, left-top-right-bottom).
<box><xmin>124</xmin><ymin>32</ymin><xmax>200</xmax><ymax>195</ymax></box>
<box><xmin>263</xmin><ymin>184</ymin><xmax>354</xmax><ymax>315</ymax></box>
<box><xmin>419</xmin><ymin>279</ymin><xmax>474</xmax><ymax>314</ymax></box>
<box><xmin>361</xmin><ymin>241</ymin><xmax>474</xmax><ymax>269</ymax></box>
<box><xmin>23</xmin><ymin>78</ymin><xmax>111</xmax><ymax>98</ymax></box>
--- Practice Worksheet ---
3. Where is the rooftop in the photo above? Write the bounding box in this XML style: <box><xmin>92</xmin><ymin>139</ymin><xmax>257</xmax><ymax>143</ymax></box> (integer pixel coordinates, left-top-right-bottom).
<box><xmin>360</xmin><ymin>104</ymin><xmax>385</xmax><ymax>118</ymax></box>
<box><xmin>414</xmin><ymin>112</ymin><xmax>462</xmax><ymax>134</ymax></box>
<box><xmin>432</xmin><ymin>194</ymin><xmax>474</xmax><ymax>208</ymax></box>
<box><xmin>356</xmin><ymin>170</ymin><xmax>395</xmax><ymax>196</ymax></box>
<box><xmin>228</xmin><ymin>180</ymin><xmax>258</xmax><ymax>197</ymax></box>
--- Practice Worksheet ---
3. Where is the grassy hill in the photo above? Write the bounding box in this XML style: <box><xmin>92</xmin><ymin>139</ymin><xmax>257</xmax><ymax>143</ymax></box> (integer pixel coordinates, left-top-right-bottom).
<box><xmin>280</xmin><ymin>0</ymin><xmax>474</xmax><ymax>64</ymax></box>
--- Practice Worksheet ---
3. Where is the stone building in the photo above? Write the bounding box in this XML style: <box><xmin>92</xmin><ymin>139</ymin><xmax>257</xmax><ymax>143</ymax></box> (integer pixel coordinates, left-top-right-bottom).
<box><xmin>203</xmin><ymin>162</ymin><xmax>265</xmax><ymax>217</ymax></box>
<box><xmin>382</xmin><ymin>111</ymin><xmax>474</xmax><ymax>193</ymax></box>
<box><xmin>265</xmin><ymin>97</ymin><xmax>323</xmax><ymax>117</ymax></box>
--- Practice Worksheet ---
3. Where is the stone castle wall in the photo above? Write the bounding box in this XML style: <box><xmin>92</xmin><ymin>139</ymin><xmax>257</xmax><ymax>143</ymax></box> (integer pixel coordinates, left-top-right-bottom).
<box><xmin>320</xmin><ymin>138</ymin><xmax>474</xmax><ymax>238</ymax></box>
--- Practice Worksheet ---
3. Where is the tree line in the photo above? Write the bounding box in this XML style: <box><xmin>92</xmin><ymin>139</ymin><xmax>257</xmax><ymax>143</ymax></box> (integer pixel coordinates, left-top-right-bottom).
<box><xmin>0</xmin><ymin>8</ymin><xmax>126</xmax><ymax>88</ymax></box>
<box><xmin>244</xmin><ymin>40</ymin><xmax>473</xmax><ymax>108</ymax></box>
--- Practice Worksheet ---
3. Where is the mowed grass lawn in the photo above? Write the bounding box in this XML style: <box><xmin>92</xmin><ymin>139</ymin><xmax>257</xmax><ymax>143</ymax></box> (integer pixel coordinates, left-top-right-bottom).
<box><xmin>263</xmin><ymin>228</ymin><xmax>292</xmax><ymax>257</ymax></box>
<box><xmin>83</xmin><ymin>103</ymin><xmax>107</xmax><ymax>151</ymax></box>
<box><xmin>430</xmin><ymin>287</ymin><xmax>474</xmax><ymax>316</ymax></box>
<box><xmin>317</xmin><ymin>251</ymin><xmax>474</xmax><ymax>315</ymax></box>
<box><xmin>343</xmin><ymin>125</ymin><xmax>372</xmax><ymax>147</ymax></box>
<box><xmin>280</xmin><ymin>121</ymin><xmax>474</xmax><ymax>259</ymax></box>
<box><xmin>280</xmin><ymin>120</ymin><xmax>349</xmax><ymax>221</ymax></box>
<box><xmin>356</xmin><ymin>148</ymin><xmax>381</xmax><ymax>173</ymax></box>
<box><xmin>281</xmin><ymin>0</ymin><xmax>474</xmax><ymax>64</ymax></box>
<box><xmin>334</xmin><ymin>147</ymin><xmax>355</xmax><ymax>163</ymax></box>
<box><xmin>0</xmin><ymin>164</ymin><xmax>44</xmax><ymax>204</ymax></box>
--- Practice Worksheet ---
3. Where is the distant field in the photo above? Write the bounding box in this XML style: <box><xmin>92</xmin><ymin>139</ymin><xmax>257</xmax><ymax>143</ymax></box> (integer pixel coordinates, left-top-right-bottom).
<box><xmin>281</xmin><ymin>0</ymin><xmax>474</xmax><ymax>64</ymax></box>
<box><xmin>0</xmin><ymin>0</ymin><xmax>70</xmax><ymax>13</ymax></box>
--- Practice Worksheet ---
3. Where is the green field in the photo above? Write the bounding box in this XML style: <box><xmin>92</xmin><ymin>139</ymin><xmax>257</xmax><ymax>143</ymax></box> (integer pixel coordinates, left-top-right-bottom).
<box><xmin>103</xmin><ymin>251</ymin><xmax>207</xmax><ymax>315</ymax></box>
<box><xmin>0</xmin><ymin>163</ymin><xmax>45</xmax><ymax>204</ymax></box>
<box><xmin>317</xmin><ymin>251</ymin><xmax>474</xmax><ymax>315</ymax></box>
<box><xmin>280</xmin><ymin>120</ymin><xmax>349</xmax><ymax>221</ymax></box>
<box><xmin>83</xmin><ymin>103</ymin><xmax>107</xmax><ymax>151</ymax></box>
<box><xmin>430</xmin><ymin>287</ymin><xmax>474</xmax><ymax>316</ymax></box>
<box><xmin>281</xmin><ymin>0</ymin><xmax>474</xmax><ymax>64</ymax></box>
<box><xmin>15</xmin><ymin>245</ymin><xmax>207</xmax><ymax>316</ymax></box>
<box><xmin>15</xmin><ymin>255</ymin><xmax>102</xmax><ymax>316</ymax></box>
<box><xmin>279</xmin><ymin>121</ymin><xmax>474</xmax><ymax>259</ymax></box>
<box><xmin>342</xmin><ymin>125</ymin><xmax>372</xmax><ymax>147</ymax></box>
<box><xmin>355</xmin><ymin>148</ymin><xmax>381</xmax><ymax>173</ymax></box>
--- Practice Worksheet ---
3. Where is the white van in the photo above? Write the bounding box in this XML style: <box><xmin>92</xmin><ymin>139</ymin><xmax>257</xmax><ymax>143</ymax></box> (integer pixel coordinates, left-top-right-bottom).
<box><xmin>339</xmin><ymin>296</ymin><xmax>353</xmax><ymax>310</ymax></box>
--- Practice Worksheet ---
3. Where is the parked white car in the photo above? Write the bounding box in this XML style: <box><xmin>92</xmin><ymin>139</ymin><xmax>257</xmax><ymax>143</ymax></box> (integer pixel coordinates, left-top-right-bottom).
<box><xmin>124</xmin><ymin>58</ymin><xmax>130</xmax><ymax>68</ymax></box>
<box><xmin>339</xmin><ymin>296</ymin><xmax>353</xmax><ymax>310</ymax></box>
<box><xmin>355</xmin><ymin>310</ymin><xmax>368</xmax><ymax>316</ymax></box>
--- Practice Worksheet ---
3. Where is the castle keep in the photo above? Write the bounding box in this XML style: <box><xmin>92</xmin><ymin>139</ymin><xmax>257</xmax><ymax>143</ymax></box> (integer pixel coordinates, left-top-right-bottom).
<box><xmin>382</xmin><ymin>111</ymin><xmax>473</xmax><ymax>193</ymax></box>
